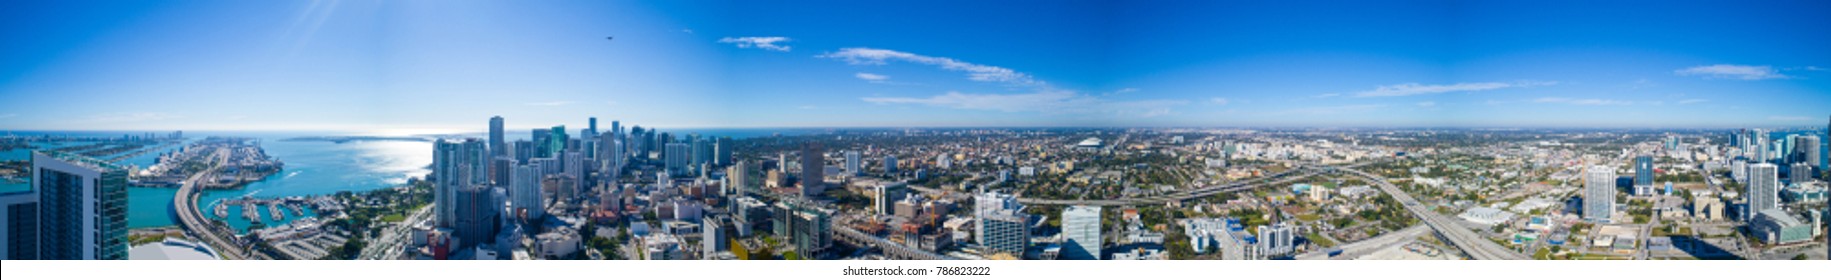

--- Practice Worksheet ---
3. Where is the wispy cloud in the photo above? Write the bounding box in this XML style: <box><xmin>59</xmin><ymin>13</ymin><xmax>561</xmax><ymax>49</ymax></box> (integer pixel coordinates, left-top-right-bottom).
<box><xmin>1675</xmin><ymin>64</ymin><xmax>1788</xmax><ymax>80</ymax></box>
<box><xmin>1677</xmin><ymin>99</ymin><xmax>1709</xmax><ymax>104</ymax></box>
<box><xmin>798</xmin><ymin>105</ymin><xmax>819</xmax><ymax>110</ymax></box>
<box><xmin>862</xmin><ymin>90</ymin><xmax>1185</xmax><ymax>117</ymax></box>
<box><xmin>1534</xmin><ymin>97</ymin><xmax>1632</xmax><ymax>106</ymax></box>
<box><xmin>854</xmin><ymin>72</ymin><xmax>890</xmax><ymax>83</ymax></box>
<box><xmin>1210</xmin><ymin>98</ymin><xmax>1230</xmax><ymax>105</ymax></box>
<box><xmin>680</xmin><ymin>29</ymin><xmax>694</xmax><ymax>34</ymax></box>
<box><xmin>1629</xmin><ymin>78</ymin><xmax>1658</xmax><ymax>89</ymax></box>
<box><xmin>1352</xmin><ymin>81</ymin><xmax>1556</xmax><ymax>97</ymax></box>
<box><xmin>525</xmin><ymin>101</ymin><xmax>574</xmax><ymax>106</ymax></box>
<box><xmin>1278</xmin><ymin>104</ymin><xmax>1388</xmax><ymax>115</ymax></box>
<box><xmin>717</xmin><ymin>37</ymin><xmax>792</xmax><ymax>52</ymax></box>
<box><xmin>1416</xmin><ymin>101</ymin><xmax>1436</xmax><ymax>107</ymax></box>
<box><xmin>1769</xmin><ymin>116</ymin><xmax>1813</xmax><ymax>121</ymax></box>
<box><xmin>820</xmin><ymin>48</ymin><xmax>1040</xmax><ymax>86</ymax></box>
<box><xmin>86</xmin><ymin>112</ymin><xmax>181</xmax><ymax>123</ymax></box>
<box><xmin>0</xmin><ymin>113</ymin><xmax>16</xmax><ymax>119</ymax></box>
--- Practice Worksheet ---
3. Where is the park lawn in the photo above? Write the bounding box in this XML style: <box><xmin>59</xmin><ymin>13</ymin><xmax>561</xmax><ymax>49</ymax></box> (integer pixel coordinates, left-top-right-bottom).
<box><xmin>1306</xmin><ymin>233</ymin><xmax>1336</xmax><ymax>248</ymax></box>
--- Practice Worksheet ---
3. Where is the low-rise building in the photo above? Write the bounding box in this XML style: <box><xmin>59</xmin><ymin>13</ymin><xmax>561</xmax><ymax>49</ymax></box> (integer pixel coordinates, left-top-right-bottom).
<box><xmin>534</xmin><ymin>227</ymin><xmax>582</xmax><ymax>259</ymax></box>
<box><xmin>1751</xmin><ymin>209</ymin><xmax>1814</xmax><ymax>245</ymax></box>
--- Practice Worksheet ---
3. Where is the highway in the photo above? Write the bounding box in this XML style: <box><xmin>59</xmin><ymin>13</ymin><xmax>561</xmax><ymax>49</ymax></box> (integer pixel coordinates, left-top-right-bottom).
<box><xmin>1295</xmin><ymin>224</ymin><xmax>1430</xmax><ymax>260</ymax></box>
<box><xmin>359</xmin><ymin>205</ymin><xmax>433</xmax><ymax>260</ymax></box>
<box><xmin>1338</xmin><ymin>167</ymin><xmax>1528</xmax><ymax>260</ymax></box>
<box><xmin>171</xmin><ymin>147</ymin><xmax>264</xmax><ymax>260</ymax></box>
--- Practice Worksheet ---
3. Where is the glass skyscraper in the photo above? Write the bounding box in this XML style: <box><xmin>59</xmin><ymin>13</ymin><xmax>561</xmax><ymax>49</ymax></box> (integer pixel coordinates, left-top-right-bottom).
<box><xmin>6</xmin><ymin>152</ymin><xmax>130</xmax><ymax>260</ymax></box>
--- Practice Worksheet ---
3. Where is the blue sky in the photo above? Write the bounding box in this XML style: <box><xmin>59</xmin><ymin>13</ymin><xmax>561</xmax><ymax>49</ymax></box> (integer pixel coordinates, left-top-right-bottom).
<box><xmin>1</xmin><ymin>0</ymin><xmax>1827</xmax><ymax>132</ymax></box>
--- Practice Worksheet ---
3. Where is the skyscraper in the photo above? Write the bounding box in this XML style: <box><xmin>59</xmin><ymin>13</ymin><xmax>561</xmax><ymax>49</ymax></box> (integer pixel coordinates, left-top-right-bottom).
<box><xmin>1062</xmin><ymin>205</ymin><xmax>1102</xmax><ymax>260</ymax></box>
<box><xmin>490</xmin><ymin>157</ymin><xmax>514</xmax><ymax>189</ymax></box>
<box><xmin>665</xmin><ymin>143</ymin><xmax>690</xmax><ymax>176</ymax></box>
<box><xmin>1794</xmin><ymin>135</ymin><xmax>1820</xmax><ymax>171</ymax></box>
<box><xmin>1634</xmin><ymin>155</ymin><xmax>1654</xmax><ymax>196</ymax></box>
<box><xmin>1753</xmin><ymin>129</ymin><xmax>1770</xmax><ymax>161</ymax></box>
<box><xmin>800</xmin><ymin>142</ymin><xmax>825</xmax><ymax>197</ymax></box>
<box><xmin>506</xmin><ymin>140</ymin><xmax>527</xmax><ymax>163</ymax></box>
<box><xmin>532</xmin><ymin>129</ymin><xmax>552</xmax><ymax>159</ymax></box>
<box><xmin>726</xmin><ymin>161</ymin><xmax>749</xmax><ymax>195</ymax></box>
<box><xmin>883</xmin><ymin>155</ymin><xmax>898</xmax><ymax>173</ymax></box>
<box><xmin>1749</xmin><ymin>163</ymin><xmax>1779</xmax><ymax>214</ymax></box>
<box><xmin>1584</xmin><ymin>165</ymin><xmax>1616</xmax><ymax>223</ymax></box>
<box><xmin>563</xmin><ymin>151</ymin><xmax>584</xmax><ymax>202</ymax></box>
<box><xmin>511</xmin><ymin>164</ymin><xmax>543</xmax><ymax>221</ymax></box>
<box><xmin>772</xmin><ymin>201</ymin><xmax>831</xmax><ymax>259</ymax></box>
<box><xmin>691</xmin><ymin>137</ymin><xmax>712</xmax><ymax>170</ymax></box>
<box><xmin>0</xmin><ymin>181</ymin><xmax>36</xmax><ymax>260</ymax></box>
<box><xmin>977</xmin><ymin>210</ymin><xmax>1029</xmax><ymax>257</ymax></box>
<box><xmin>454</xmin><ymin>185</ymin><xmax>499</xmax><ymax>249</ymax></box>
<box><xmin>714</xmin><ymin>137</ymin><xmax>732</xmax><ymax>167</ymax></box>
<box><xmin>489</xmin><ymin>116</ymin><xmax>505</xmax><ymax>157</ymax></box>
<box><xmin>598</xmin><ymin>135</ymin><xmax>624</xmax><ymax>185</ymax></box>
<box><xmin>1790</xmin><ymin>162</ymin><xmax>1812</xmax><ymax>184</ymax></box>
<box><xmin>975</xmin><ymin>191</ymin><xmax>1027</xmax><ymax>256</ymax></box>
<box><xmin>434</xmin><ymin>139</ymin><xmax>487</xmax><ymax>228</ymax></box>
<box><xmin>844</xmin><ymin>150</ymin><xmax>861</xmax><ymax>176</ymax></box>
<box><xmin>547</xmin><ymin>126</ymin><xmax>568</xmax><ymax>159</ymax></box>
<box><xmin>9</xmin><ymin>152</ymin><xmax>129</xmax><ymax>260</ymax></box>
<box><xmin>588</xmin><ymin>117</ymin><xmax>598</xmax><ymax>136</ymax></box>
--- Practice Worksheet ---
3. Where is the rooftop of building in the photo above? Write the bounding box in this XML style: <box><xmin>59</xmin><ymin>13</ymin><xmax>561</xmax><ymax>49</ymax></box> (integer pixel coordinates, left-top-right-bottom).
<box><xmin>35</xmin><ymin>150</ymin><xmax>126</xmax><ymax>172</ymax></box>
<box><xmin>127</xmin><ymin>239</ymin><xmax>219</xmax><ymax>260</ymax></box>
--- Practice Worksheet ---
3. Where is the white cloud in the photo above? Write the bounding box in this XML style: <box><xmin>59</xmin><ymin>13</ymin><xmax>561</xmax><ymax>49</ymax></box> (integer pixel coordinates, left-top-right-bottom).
<box><xmin>798</xmin><ymin>105</ymin><xmax>819</xmax><ymax>110</ymax></box>
<box><xmin>0</xmin><ymin>113</ymin><xmax>16</xmax><ymax>119</ymax></box>
<box><xmin>1352</xmin><ymin>81</ymin><xmax>1556</xmax><ymax>97</ymax></box>
<box><xmin>1678</xmin><ymin>99</ymin><xmax>1709</xmax><ymax>104</ymax></box>
<box><xmin>861</xmin><ymin>90</ymin><xmax>1185</xmax><ymax>117</ymax></box>
<box><xmin>1313</xmin><ymin>93</ymin><xmax>1342</xmax><ymax>98</ymax></box>
<box><xmin>525</xmin><ymin>101</ymin><xmax>574</xmax><ymax>106</ymax></box>
<box><xmin>854</xmin><ymin>72</ymin><xmax>890</xmax><ymax>83</ymax></box>
<box><xmin>1534</xmin><ymin>97</ymin><xmax>1632</xmax><ymax>106</ymax></box>
<box><xmin>717</xmin><ymin>37</ymin><xmax>792</xmax><ymax>52</ymax></box>
<box><xmin>1210</xmin><ymin>98</ymin><xmax>1230</xmax><ymax>105</ymax></box>
<box><xmin>1769</xmin><ymin>116</ymin><xmax>1813</xmax><ymax>121</ymax></box>
<box><xmin>681</xmin><ymin>29</ymin><xmax>694</xmax><ymax>34</ymax></box>
<box><xmin>1674</xmin><ymin>64</ymin><xmax>1788</xmax><ymax>80</ymax></box>
<box><xmin>1416</xmin><ymin>101</ymin><xmax>1436</xmax><ymax>107</ymax></box>
<box><xmin>820</xmin><ymin>48</ymin><xmax>1041</xmax><ymax>86</ymax></box>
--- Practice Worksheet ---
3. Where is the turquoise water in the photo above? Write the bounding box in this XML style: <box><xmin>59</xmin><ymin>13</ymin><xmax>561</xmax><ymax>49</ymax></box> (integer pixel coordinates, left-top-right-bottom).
<box><xmin>128</xmin><ymin>187</ymin><xmax>179</xmax><ymax>228</ymax></box>
<box><xmin>194</xmin><ymin>139</ymin><xmax>429</xmax><ymax>232</ymax></box>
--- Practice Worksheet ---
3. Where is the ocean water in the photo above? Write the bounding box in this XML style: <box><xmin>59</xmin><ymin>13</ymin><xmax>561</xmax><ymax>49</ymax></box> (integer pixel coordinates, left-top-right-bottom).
<box><xmin>195</xmin><ymin>138</ymin><xmax>430</xmax><ymax>232</ymax></box>
<box><xmin>3</xmin><ymin>131</ymin><xmax>431</xmax><ymax>230</ymax></box>
<box><xmin>7</xmin><ymin>128</ymin><xmax>818</xmax><ymax>230</ymax></box>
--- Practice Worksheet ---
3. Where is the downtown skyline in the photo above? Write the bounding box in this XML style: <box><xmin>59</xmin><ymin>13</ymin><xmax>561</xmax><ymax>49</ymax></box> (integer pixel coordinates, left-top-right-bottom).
<box><xmin>3</xmin><ymin>0</ymin><xmax>1830</xmax><ymax>131</ymax></box>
